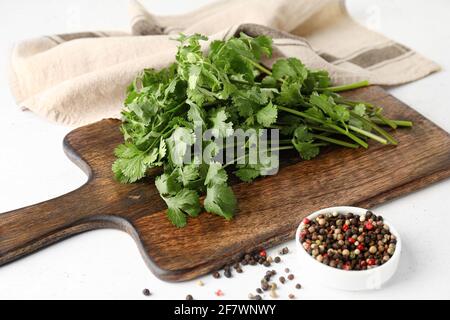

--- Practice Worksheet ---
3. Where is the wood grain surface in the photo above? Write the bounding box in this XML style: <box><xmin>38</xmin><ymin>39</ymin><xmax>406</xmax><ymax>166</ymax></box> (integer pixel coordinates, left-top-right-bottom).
<box><xmin>1</xmin><ymin>86</ymin><xmax>450</xmax><ymax>281</ymax></box>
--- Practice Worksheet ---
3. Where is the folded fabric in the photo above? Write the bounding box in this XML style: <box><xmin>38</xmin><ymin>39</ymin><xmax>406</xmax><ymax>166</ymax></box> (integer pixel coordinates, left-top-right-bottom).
<box><xmin>8</xmin><ymin>0</ymin><xmax>440</xmax><ymax>126</ymax></box>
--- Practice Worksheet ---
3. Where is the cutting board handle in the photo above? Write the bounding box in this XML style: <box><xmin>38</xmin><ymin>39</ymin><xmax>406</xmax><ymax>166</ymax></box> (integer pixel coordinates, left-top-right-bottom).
<box><xmin>0</xmin><ymin>185</ymin><xmax>102</xmax><ymax>266</ymax></box>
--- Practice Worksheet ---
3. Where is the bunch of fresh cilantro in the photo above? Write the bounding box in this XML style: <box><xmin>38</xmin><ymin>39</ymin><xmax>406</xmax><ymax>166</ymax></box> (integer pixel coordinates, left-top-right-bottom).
<box><xmin>112</xmin><ymin>33</ymin><xmax>412</xmax><ymax>227</ymax></box>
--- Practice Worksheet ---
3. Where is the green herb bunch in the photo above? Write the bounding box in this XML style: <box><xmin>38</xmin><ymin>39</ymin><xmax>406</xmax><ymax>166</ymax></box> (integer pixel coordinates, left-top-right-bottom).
<box><xmin>112</xmin><ymin>33</ymin><xmax>412</xmax><ymax>227</ymax></box>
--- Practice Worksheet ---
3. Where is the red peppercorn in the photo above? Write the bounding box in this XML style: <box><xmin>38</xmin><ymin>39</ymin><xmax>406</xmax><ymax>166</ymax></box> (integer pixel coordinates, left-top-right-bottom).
<box><xmin>342</xmin><ymin>224</ymin><xmax>349</xmax><ymax>232</ymax></box>
<box><xmin>343</xmin><ymin>263</ymin><xmax>351</xmax><ymax>270</ymax></box>
<box><xmin>365</xmin><ymin>222</ymin><xmax>374</xmax><ymax>230</ymax></box>
<box><xmin>357</xmin><ymin>244</ymin><xmax>365</xmax><ymax>251</ymax></box>
<box><xmin>348</xmin><ymin>237</ymin><xmax>356</xmax><ymax>244</ymax></box>
<box><xmin>300</xmin><ymin>230</ymin><xmax>307</xmax><ymax>239</ymax></box>
<box><xmin>360</xmin><ymin>260</ymin><xmax>367</xmax><ymax>267</ymax></box>
<box><xmin>303</xmin><ymin>218</ymin><xmax>310</xmax><ymax>225</ymax></box>
<box><xmin>215</xmin><ymin>289</ymin><xmax>224</xmax><ymax>296</ymax></box>
<box><xmin>259</xmin><ymin>250</ymin><xmax>267</xmax><ymax>257</ymax></box>
<box><xmin>367</xmin><ymin>258</ymin><xmax>376</xmax><ymax>266</ymax></box>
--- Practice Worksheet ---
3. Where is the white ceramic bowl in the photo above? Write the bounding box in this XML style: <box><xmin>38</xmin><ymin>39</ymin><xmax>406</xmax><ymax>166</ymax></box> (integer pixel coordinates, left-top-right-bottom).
<box><xmin>295</xmin><ymin>206</ymin><xmax>401</xmax><ymax>291</ymax></box>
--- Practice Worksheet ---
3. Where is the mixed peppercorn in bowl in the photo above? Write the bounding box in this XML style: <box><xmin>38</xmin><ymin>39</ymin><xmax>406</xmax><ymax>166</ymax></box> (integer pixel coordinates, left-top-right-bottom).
<box><xmin>295</xmin><ymin>206</ymin><xmax>401</xmax><ymax>291</ymax></box>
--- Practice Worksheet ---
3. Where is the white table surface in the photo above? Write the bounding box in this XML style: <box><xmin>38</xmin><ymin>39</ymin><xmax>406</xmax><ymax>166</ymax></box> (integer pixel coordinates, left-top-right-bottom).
<box><xmin>1</xmin><ymin>0</ymin><xmax>449</xmax><ymax>300</ymax></box>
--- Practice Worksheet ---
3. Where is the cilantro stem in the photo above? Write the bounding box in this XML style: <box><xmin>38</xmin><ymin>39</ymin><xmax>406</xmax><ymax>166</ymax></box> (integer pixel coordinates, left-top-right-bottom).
<box><xmin>348</xmin><ymin>125</ymin><xmax>388</xmax><ymax>144</ymax></box>
<box><xmin>269</xmin><ymin>124</ymin><xmax>284</xmax><ymax>130</ymax></box>
<box><xmin>223</xmin><ymin>146</ymin><xmax>294</xmax><ymax>168</ymax></box>
<box><xmin>350</xmin><ymin>111</ymin><xmax>398</xmax><ymax>145</ymax></box>
<box><xmin>269</xmin><ymin>146</ymin><xmax>294</xmax><ymax>151</ymax></box>
<box><xmin>278</xmin><ymin>105</ymin><xmax>369</xmax><ymax>148</ymax></box>
<box><xmin>371</xmin><ymin>118</ymin><xmax>413</xmax><ymax>127</ymax></box>
<box><xmin>337</xmin><ymin>98</ymin><xmax>409</xmax><ymax>131</ymax></box>
<box><xmin>325</xmin><ymin>124</ymin><xmax>369</xmax><ymax>148</ymax></box>
<box><xmin>308</xmin><ymin>125</ymin><xmax>339</xmax><ymax>134</ymax></box>
<box><xmin>230</xmin><ymin>78</ymin><xmax>260</xmax><ymax>86</ymax></box>
<box><xmin>336</xmin><ymin>99</ymin><xmax>397</xmax><ymax>130</ymax></box>
<box><xmin>313</xmin><ymin>143</ymin><xmax>329</xmax><ymax>147</ymax></box>
<box><xmin>166</xmin><ymin>101</ymin><xmax>186</xmax><ymax>113</ymax></box>
<box><xmin>277</xmin><ymin>106</ymin><xmax>323</xmax><ymax>123</ymax></box>
<box><xmin>312</xmin><ymin>134</ymin><xmax>359</xmax><ymax>149</ymax></box>
<box><xmin>145</xmin><ymin>126</ymin><xmax>176</xmax><ymax>152</ymax></box>
<box><xmin>334</xmin><ymin>98</ymin><xmax>374</xmax><ymax>108</ymax></box>
<box><xmin>244</xmin><ymin>57</ymin><xmax>273</xmax><ymax>76</ymax></box>
<box><xmin>375</xmin><ymin>114</ymin><xmax>397</xmax><ymax>129</ymax></box>
<box><xmin>321</xmin><ymin>80</ymin><xmax>370</xmax><ymax>92</ymax></box>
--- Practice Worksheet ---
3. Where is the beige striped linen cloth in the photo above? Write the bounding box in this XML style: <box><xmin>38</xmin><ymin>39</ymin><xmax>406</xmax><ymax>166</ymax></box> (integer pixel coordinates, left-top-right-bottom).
<box><xmin>8</xmin><ymin>0</ymin><xmax>440</xmax><ymax>126</ymax></box>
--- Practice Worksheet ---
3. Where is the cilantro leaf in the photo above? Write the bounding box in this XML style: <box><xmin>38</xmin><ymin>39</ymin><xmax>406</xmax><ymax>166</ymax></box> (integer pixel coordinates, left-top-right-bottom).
<box><xmin>155</xmin><ymin>171</ymin><xmax>182</xmax><ymax>196</ymax></box>
<box><xmin>163</xmin><ymin>188</ymin><xmax>201</xmax><ymax>227</ymax></box>
<box><xmin>293</xmin><ymin>142</ymin><xmax>320</xmax><ymax>160</ymax></box>
<box><xmin>166</xmin><ymin>127</ymin><xmax>196</xmax><ymax>166</ymax></box>
<box><xmin>353</xmin><ymin>103</ymin><xmax>367</xmax><ymax>116</ymax></box>
<box><xmin>302</xmin><ymin>70</ymin><xmax>331</xmax><ymax>93</ymax></box>
<box><xmin>205</xmin><ymin>162</ymin><xmax>228</xmax><ymax>187</ymax></box>
<box><xmin>204</xmin><ymin>184</ymin><xmax>237</xmax><ymax>220</ymax></box>
<box><xmin>158</xmin><ymin>138</ymin><xmax>167</xmax><ymax>160</ymax></box>
<box><xmin>256</xmin><ymin>101</ymin><xmax>278</xmax><ymax>127</ymax></box>
<box><xmin>272</xmin><ymin>58</ymin><xmax>308</xmax><ymax>82</ymax></box>
<box><xmin>177</xmin><ymin>163</ymin><xmax>200</xmax><ymax>187</ymax></box>
<box><xmin>292</xmin><ymin>125</ymin><xmax>320</xmax><ymax>160</ymax></box>
<box><xmin>309</xmin><ymin>93</ymin><xmax>349</xmax><ymax>123</ymax></box>
<box><xmin>232</xmin><ymin>86</ymin><xmax>269</xmax><ymax>118</ymax></box>
<box><xmin>209</xmin><ymin>107</ymin><xmax>234</xmax><ymax>138</ymax></box>
<box><xmin>112</xmin><ymin>144</ymin><xmax>159</xmax><ymax>183</ymax></box>
<box><xmin>277</xmin><ymin>80</ymin><xmax>303</xmax><ymax>106</ymax></box>
<box><xmin>238</xmin><ymin>33</ymin><xmax>273</xmax><ymax>60</ymax></box>
<box><xmin>186</xmin><ymin>99</ymin><xmax>206</xmax><ymax>128</ymax></box>
<box><xmin>188</xmin><ymin>65</ymin><xmax>202</xmax><ymax>90</ymax></box>
<box><xmin>234</xmin><ymin>166</ymin><xmax>261</xmax><ymax>182</ymax></box>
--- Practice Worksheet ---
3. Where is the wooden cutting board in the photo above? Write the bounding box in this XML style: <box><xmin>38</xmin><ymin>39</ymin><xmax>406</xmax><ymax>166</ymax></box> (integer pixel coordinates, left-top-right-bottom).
<box><xmin>1</xmin><ymin>86</ymin><xmax>450</xmax><ymax>281</ymax></box>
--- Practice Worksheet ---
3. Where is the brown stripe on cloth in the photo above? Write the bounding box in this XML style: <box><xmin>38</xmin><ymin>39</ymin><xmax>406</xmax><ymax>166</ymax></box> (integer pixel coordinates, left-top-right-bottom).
<box><xmin>131</xmin><ymin>14</ymin><xmax>164</xmax><ymax>35</ymax></box>
<box><xmin>57</xmin><ymin>32</ymin><xmax>103</xmax><ymax>42</ymax></box>
<box><xmin>316</xmin><ymin>42</ymin><xmax>392</xmax><ymax>65</ymax></box>
<box><xmin>45</xmin><ymin>35</ymin><xmax>62</xmax><ymax>45</ymax></box>
<box><xmin>234</xmin><ymin>23</ymin><xmax>304</xmax><ymax>42</ymax></box>
<box><xmin>319</xmin><ymin>52</ymin><xmax>339</xmax><ymax>63</ymax></box>
<box><xmin>346</xmin><ymin>43</ymin><xmax>411</xmax><ymax>68</ymax></box>
<box><xmin>367</xmin><ymin>50</ymin><xmax>415</xmax><ymax>71</ymax></box>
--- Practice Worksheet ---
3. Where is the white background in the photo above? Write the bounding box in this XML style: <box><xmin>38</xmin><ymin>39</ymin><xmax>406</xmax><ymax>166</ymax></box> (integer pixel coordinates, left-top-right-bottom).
<box><xmin>0</xmin><ymin>0</ymin><xmax>449</xmax><ymax>300</ymax></box>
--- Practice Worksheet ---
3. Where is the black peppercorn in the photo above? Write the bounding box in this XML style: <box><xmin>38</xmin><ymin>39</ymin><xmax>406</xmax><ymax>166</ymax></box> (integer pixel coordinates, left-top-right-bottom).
<box><xmin>142</xmin><ymin>289</ymin><xmax>151</xmax><ymax>296</ymax></box>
